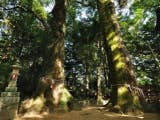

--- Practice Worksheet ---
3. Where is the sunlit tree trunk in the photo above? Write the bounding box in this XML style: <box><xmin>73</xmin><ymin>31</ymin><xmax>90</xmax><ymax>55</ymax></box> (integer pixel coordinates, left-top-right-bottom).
<box><xmin>97</xmin><ymin>0</ymin><xmax>142</xmax><ymax>113</ymax></box>
<box><xmin>3</xmin><ymin>0</ymin><xmax>72</xmax><ymax>114</ymax></box>
<box><xmin>97</xmin><ymin>40</ymin><xmax>103</xmax><ymax>104</ymax></box>
<box><xmin>39</xmin><ymin>0</ymin><xmax>72</xmax><ymax>112</ymax></box>
<box><xmin>47</xmin><ymin>0</ymin><xmax>66</xmax><ymax>106</ymax></box>
<box><xmin>33</xmin><ymin>0</ymin><xmax>67</xmax><ymax>111</ymax></box>
<box><xmin>97</xmin><ymin>62</ymin><xmax>103</xmax><ymax>105</ymax></box>
<box><xmin>85</xmin><ymin>64</ymin><xmax>90</xmax><ymax>90</ymax></box>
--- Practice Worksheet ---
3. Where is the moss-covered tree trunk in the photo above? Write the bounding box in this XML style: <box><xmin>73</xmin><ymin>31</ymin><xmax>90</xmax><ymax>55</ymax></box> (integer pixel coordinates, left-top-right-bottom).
<box><xmin>47</xmin><ymin>0</ymin><xmax>66</xmax><ymax>106</ymax></box>
<box><xmin>20</xmin><ymin>0</ymin><xmax>73</xmax><ymax>113</ymax></box>
<box><xmin>97</xmin><ymin>0</ymin><xmax>142</xmax><ymax>114</ymax></box>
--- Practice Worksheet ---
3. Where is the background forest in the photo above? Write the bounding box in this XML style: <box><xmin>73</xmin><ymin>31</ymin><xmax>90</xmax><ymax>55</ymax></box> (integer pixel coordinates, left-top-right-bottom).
<box><xmin>0</xmin><ymin>0</ymin><xmax>160</xmax><ymax>116</ymax></box>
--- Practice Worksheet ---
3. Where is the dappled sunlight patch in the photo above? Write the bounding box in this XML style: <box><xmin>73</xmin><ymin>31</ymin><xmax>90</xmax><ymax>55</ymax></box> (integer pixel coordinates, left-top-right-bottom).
<box><xmin>82</xmin><ymin>106</ymin><xmax>100</xmax><ymax>111</ymax></box>
<box><xmin>51</xmin><ymin>83</ymin><xmax>73</xmax><ymax>112</ymax></box>
<box><xmin>60</xmin><ymin>88</ymin><xmax>72</xmax><ymax>103</ymax></box>
<box><xmin>20</xmin><ymin>95</ymin><xmax>46</xmax><ymax>114</ymax></box>
<box><xmin>32</xmin><ymin>0</ymin><xmax>47</xmax><ymax>20</ymax></box>
<box><xmin>118</xmin><ymin>86</ymin><xmax>128</xmax><ymax>96</ymax></box>
<box><xmin>108</xmin><ymin>32</ymin><xmax>116</xmax><ymax>41</ymax></box>
<box><xmin>104</xmin><ymin>112</ymin><xmax>144</xmax><ymax>119</ymax></box>
<box><xmin>52</xmin><ymin>83</ymin><xmax>64</xmax><ymax>105</ymax></box>
<box><xmin>117</xmin><ymin>86</ymin><xmax>143</xmax><ymax>115</ymax></box>
<box><xmin>113</xmin><ymin>54</ymin><xmax>121</xmax><ymax>61</ymax></box>
<box><xmin>21</xmin><ymin>111</ymin><xmax>43</xmax><ymax>118</ymax></box>
<box><xmin>58</xmin><ymin>87</ymin><xmax>73</xmax><ymax>111</ymax></box>
<box><xmin>133</xmin><ymin>95</ymin><xmax>141</xmax><ymax>109</ymax></box>
<box><xmin>125</xmin><ymin>56</ymin><xmax>130</xmax><ymax>62</ymax></box>
<box><xmin>121</xmin><ymin>114</ymin><xmax>144</xmax><ymax>119</ymax></box>
<box><xmin>111</xmin><ymin>36</ymin><xmax>119</xmax><ymax>43</ymax></box>
<box><xmin>111</xmin><ymin>44</ymin><xmax>119</xmax><ymax>51</ymax></box>
<box><xmin>118</xmin><ymin>86</ymin><xmax>132</xmax><ymax>107</ymax></box>
<box><xmin>53</xmin><ymin>58</ymin><xmax>64</xmax><ymax>79</ymax></box>
<box><xmin>108</xmin><ymin>36</ymin><xmax>119</xmax><ymax>46</ymax></box>
<box><xmin>104</xmin><ymin>112</ymin><xmax>121</xmax><ymax>117</ymax></box>
<box><xmin>99</xmin><ymin>0</ymin><xmax>108</xmax><ymax>4</ymax></box>
<box><xmin>115</xmin><ymin>61</ymin><xmax>125</xmax><ymax>70</ymax></box>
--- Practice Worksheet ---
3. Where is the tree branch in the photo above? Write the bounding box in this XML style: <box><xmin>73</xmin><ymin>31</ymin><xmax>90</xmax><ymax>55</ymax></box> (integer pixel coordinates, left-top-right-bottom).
<box><xmin>1</xmin><ymin>5</ymin><xmax>51</xmax><ymax>32</ymax></box>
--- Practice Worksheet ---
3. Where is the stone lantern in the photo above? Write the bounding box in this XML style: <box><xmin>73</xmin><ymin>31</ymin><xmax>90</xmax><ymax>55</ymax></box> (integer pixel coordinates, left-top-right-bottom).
<box><xmin>11</xmin><ymin>64</ymin><xmax>21</xmax><ymax>81</ymax></box>
<box><xmin>0</xmin><ymin>62</ymin><xmax>21</xmax><ymax>119</ymax></box>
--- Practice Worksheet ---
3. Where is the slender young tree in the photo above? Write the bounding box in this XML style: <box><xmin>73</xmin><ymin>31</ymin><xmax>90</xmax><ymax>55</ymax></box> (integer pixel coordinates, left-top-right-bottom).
<box><xmin>97</xmin><ymin>41</ymin><xmax>103</xmax><ymax>105</ymax></box>
<box><xmin>97</xmin><ymin>62</ymin><xmax>103</xmax><ymax>104</ymax></box>
<box><xmin>85</xmin><ymin>63</ymin><xmax>91</xmax><ymax>90</ymax></box>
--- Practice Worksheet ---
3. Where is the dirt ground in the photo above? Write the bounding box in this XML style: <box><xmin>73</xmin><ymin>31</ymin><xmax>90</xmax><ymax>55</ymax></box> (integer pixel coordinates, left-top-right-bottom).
<box><xmin>13</xmin><ymin>106</ymin><xmax>160</xmax><ymax>120</ymax></box>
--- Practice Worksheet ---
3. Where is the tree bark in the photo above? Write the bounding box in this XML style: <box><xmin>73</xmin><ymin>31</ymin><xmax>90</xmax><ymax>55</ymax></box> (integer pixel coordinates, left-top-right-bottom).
<box><xmin>85</xmin><ymin>64</ymin><xmax>90</xmax><ymax>90</ymax></box>
<box><xmin>46</xmin><ymin>0</ymin><xmax>66</xmax><ymax>107</ymax></box>
<box><xmin>97</xmin><ymin>0</ymin><xmax>142</xmax><ymax>113</ymax></box>
<box><xmin>21</xmin><ymin>0</ymin><xmax>68</xmax><ymax>113</ymax></box>
<box><xmin>97</xmin><ymin>62</ymin><xmax>103</xmax><ymax>105</ymax></box>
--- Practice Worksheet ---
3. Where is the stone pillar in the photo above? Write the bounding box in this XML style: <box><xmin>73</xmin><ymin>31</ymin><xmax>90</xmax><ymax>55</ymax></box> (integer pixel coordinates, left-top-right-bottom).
<box><xmin>0</xmin><ymin>63</ymin><xmax>21</xmax><ymax>119</ymax></box>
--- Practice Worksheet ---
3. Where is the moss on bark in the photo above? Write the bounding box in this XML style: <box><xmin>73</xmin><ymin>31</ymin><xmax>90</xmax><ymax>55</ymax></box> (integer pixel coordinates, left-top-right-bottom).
<box><xmin>97</xmin><ymin>0</ymin><xmax>142</xmax><ymax>114</ymax></box>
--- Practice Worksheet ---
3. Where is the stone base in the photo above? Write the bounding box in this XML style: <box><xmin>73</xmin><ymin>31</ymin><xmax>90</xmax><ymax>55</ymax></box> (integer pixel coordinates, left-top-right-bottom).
<box><xmin>1</xmin><ymin>92</ymin><xmax>20</xmax><ymax>97</ymax></box>
<box><xmin>0</xmin><ymin>97</ymin><xmax>20</xmax><ymax>103</ymax></box>
<box><xmin>0</xmin><ymin>109</ymin><xmax>17</xmax><ymax>120</ymax></box>
<box><xmin>0</xmin><ymin>80</ymin><xmax>20</xmax><ymax>119</ymax></box>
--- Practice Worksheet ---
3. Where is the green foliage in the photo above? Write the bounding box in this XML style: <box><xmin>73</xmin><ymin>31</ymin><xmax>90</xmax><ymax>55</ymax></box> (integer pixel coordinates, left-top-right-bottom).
<box><xmin>77</xmin><ymin>44</ymin><xmax>99</xmax><ymax>65</ymax></box>
<box><xmin>119</xmin><ymin>0</ymin><xmax>160</xmax><ymax>91</ymax></box>
<box><xmin>32</xmin><ymin>0</ymin><xmax>47</xmax><ymax>19</ymax></box>
<box><xmin>0</xmin><ymin>0</ymin><xmax>159</xmax><ymax>108</ymax></box>
<box><xmin>0</xmin><ymin>63</ymin><xmax>11</xmax><ymax>91</ymax></box>
<box><xmin>0</xmin><ymin>0</ymin><xmax>53</xmax><ymax>96</ymax></box>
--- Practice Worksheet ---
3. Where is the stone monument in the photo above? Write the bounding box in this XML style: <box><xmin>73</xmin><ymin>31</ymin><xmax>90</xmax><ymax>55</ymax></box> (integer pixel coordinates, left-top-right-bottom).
<box><xmin>0</xmin><ymin>63</ymin><xmax>21</xmax><ymax>119</ymax></box>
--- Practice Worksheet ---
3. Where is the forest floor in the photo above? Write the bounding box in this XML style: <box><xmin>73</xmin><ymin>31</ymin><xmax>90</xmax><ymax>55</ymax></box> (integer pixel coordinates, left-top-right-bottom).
<box><xmin>14</xmin><ymin>106</ymin><xmax>160</xmax><ymax>120</ymax></box>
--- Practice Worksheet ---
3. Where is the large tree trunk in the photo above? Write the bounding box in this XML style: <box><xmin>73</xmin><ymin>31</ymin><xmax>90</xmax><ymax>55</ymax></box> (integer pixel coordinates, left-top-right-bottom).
<box><xmin>35</xmin><ymin>0</ymin><xmax>67</xmax><ymax>110</ymax></box>
<box><xmin>50</xmin><ymin>0</ymin><xmax>66</xmax><ymax>81</ymax></box>
<box><xmin>20</xmin><ymin>0</ymin><xmax>72</xmax><ymax>114</ymax></box>
<box><xmin>97</xmin><ymin>40</ymin><xmax>103</xmax><ymax>105</ymax></box>
<box><xmin>97</xmin><ymin>0</ymin><xmax>142</xmax><ymax>114</ymax></box>
<box><xmin>46</xmin><ymin>0</ymin><xmax>67</xmax><ymax>108</ymax></box>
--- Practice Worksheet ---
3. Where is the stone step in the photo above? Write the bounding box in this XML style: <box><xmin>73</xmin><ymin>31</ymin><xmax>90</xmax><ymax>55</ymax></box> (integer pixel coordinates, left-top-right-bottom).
<box><xmin>0</xmin><ymin>109</ymin><xmax>18</xmax><ymax>119</ymax></box>
<box><xmin>1</xmin><ymin>92</ymin><xmax>20</xmax><ymax>97</ymax></box>
<box><xmin>5</xmin><ymin>87</ymin><xmax>17</xmax><ymax>92</ymax></box>
<box><xmin>9</xmin><ymin>80</ymin><xmax>17</xmax><ymax>83</ymax></box>
<box><xmin>0</xmin><ymin>96</ymin><xmax>20</xmax><ymax>103</ymax></box>
<box><xmin>1</xmin><ymin>103</ymin><xmax>19</xmax><ymax>110</ymax></box>
<box><xmin>8</xmin><ymin>81</ymin><xmax>17</xmax><ymax>87</ymax></box>
<box><xmin>0</xmin><ymin>110</ymin><xmax>11</xmax><ymax>120</ymax></box>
